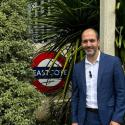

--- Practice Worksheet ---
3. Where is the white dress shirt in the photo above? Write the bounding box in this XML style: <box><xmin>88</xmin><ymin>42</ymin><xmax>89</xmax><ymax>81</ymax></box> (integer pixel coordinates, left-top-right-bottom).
<box><xmin>85</xmin><ymin>52</ymin><xmax>100</xmax><ymax>109</ymax></box>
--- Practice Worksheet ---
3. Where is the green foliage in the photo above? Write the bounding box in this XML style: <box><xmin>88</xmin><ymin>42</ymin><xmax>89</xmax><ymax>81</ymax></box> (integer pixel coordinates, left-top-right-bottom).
<box><xmin>0</xmin><ymin>0</ymin><xmax>29</xmax><ymax>40</ymax></box>
<box><xmin>0</xmin><ymin>40</ymin><xmax>47</xmax><ymax>124</ymax></box>
<box><xmin>0</xmin><ymin>76</ymin><xmax>46</xmax><ymax>125</ymax></box>
<box><xmin>0</xmin><ymin>40</ymin><xmax>33</xmax><ymax>62</ymax></box>
<box><xmin>0</xmin><ymin>0</ymin><xmax>49</xmax><ymax>124</ymax></box>
<box><xmin>0</xmin><ymin>40</ymin><xmax>34</xmax><ymax>81</ymax></box>
<box><xmin>32</xmin><ymin>0</ymin><xmax>99</xmax><ymax>48</ymax></box>
<box><xmin>116</xmin><ymin>0</ymin><xmax>125</xmax><ymax>68</ymax></box>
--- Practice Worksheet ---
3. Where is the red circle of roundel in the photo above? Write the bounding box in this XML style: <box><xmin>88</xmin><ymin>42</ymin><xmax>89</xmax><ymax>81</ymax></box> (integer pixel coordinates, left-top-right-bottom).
<box><xmin>32</xmin><ymin>51</ymin><xmax>66</xmax><ymax>93</ymax></box>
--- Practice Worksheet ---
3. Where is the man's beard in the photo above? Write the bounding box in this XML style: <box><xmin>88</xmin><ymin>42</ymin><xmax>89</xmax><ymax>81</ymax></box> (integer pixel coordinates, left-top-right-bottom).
<box><xmin>84</xmin><ymin>47</ymin><xmax>97</xmax><ymax>57</ymax></box>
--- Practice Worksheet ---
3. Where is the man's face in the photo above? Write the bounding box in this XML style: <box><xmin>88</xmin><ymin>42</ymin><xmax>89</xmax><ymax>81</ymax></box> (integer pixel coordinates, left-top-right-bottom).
<box><xmin>81</xmin><ymin>29</ymin><xmax>100</xmax><ymax>57</ymax></box>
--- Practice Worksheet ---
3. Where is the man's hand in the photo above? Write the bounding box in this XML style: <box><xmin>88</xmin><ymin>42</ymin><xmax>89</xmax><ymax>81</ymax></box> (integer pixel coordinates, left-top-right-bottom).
<box><xmin>72</xmin><ymin>123</ymin><xmax>78</xmax><ymax>125</ymax></box>
<box><xmin>110</xmin><ymin>121</ymin><xmax>120</xmax><ymax>125</ymax></box>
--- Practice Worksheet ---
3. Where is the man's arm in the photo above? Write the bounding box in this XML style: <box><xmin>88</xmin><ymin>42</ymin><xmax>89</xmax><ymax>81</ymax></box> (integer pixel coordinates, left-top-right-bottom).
<box><xmin>111</xmin><ymin>57</ymin><xmax>125</xmax><ymax>124</ymax></box>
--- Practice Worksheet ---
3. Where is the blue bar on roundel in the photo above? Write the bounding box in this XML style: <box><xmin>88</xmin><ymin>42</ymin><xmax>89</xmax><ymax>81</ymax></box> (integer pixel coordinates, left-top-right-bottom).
<box><xmin>33</xmin><ymin>67</ymin><xmax>68</xmax><ymax>79</ymax></box>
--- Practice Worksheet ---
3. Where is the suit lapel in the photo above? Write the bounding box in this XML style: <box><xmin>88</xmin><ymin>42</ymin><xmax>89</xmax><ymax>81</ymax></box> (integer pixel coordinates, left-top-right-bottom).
<box><xmin>97</xmin><ymin>53</ymin><xmax>105</xmax><ymax>89</ymax></box>
<box><xmin>80</xmin><ymin>60</ymin><xmax>86</xmax><ymax>94</ymax></box>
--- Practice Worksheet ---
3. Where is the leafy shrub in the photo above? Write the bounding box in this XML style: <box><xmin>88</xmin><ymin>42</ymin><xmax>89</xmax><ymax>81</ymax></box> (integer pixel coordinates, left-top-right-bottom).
<box><xmin>0</xmin><ymin>0</ymin><xmax>28</xmax><ymax>40</ymax></box>
<box><xmin>0</xmin><ymin>40</ymin><xmax>34</xmax><ymax>81</ymax></box>
<box><xmin>0</xmin><ymin>76</ymin><xmax>46</xmax><ymax>125</ymax></box>
<box><xmin>0</xmin><ymin>40</ymin><xmax>47</xmax><ymax>125</ymax></box>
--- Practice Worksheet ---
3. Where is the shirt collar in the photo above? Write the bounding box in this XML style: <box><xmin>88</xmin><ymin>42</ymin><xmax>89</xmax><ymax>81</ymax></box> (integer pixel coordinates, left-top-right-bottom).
<box><xmin>85</xmin><ymin>51</ymin><xmax>101</xmax><ymax>64</ymax></box>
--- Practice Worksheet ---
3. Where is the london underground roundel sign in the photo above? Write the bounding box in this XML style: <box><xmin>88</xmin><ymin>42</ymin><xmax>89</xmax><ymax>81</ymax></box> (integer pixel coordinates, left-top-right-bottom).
<box><xmin>32</xmin><ymin>52</ymin><xmax>67</xmax><ymax>93</ymax></box>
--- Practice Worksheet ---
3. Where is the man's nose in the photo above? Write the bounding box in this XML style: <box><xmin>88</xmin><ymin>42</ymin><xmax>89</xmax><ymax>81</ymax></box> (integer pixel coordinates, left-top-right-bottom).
<box><xmin>86</xmin><ymin>41</ymin><xmax>92</xmax><ymax>46</ymax></box>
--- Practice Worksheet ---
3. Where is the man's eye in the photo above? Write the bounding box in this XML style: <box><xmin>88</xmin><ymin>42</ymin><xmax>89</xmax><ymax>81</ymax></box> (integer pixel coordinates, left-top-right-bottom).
<box><xmin>82</xmin><ymin>39</ymin><xmax>96</xmax><ymax>43</ymax></box>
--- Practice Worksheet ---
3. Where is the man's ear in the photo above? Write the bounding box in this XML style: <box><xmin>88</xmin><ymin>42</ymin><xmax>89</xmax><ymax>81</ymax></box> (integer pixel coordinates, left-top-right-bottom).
<box><xmin>98</xmin><ymin>40</ymin><xmax>100</xmax><ymax>49</ymax></box>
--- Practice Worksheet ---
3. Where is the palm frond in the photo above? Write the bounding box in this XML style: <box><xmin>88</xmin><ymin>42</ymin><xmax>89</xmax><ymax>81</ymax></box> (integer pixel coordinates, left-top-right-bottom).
<box><xmin>31</xmin><ymin>0</ymin><xmax>100</xmax><ymax>97</ymax></box>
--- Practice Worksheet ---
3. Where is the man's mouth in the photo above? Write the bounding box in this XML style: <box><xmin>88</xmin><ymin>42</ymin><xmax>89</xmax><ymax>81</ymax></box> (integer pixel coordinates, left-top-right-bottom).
<box><xmin>86</xmin><ymin>48</ymin><xmax>93</xmax><ymax>51</ymax></box>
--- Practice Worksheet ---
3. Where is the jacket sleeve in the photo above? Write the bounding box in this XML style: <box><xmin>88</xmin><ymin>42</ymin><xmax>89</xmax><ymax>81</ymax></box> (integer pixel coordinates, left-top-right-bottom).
<box><xmin>112</xmin><ymin>57</ymin><xmax>125</xmax><ymax>124</ymax></box>
<box><xmin>71</xmin><ymin>65</ymin><xmax>79</xmax><ymax>123</ymax></box>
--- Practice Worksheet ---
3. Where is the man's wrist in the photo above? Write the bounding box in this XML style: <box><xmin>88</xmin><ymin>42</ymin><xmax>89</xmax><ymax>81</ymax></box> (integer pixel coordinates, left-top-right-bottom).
<box><xmin>72</xmin><ymin>122</ymin><xmax>78</xmax><ymax>125</ymax></box>
<box><xmin>110</xmin><ymin>121</ymin><xmax>120</xmax><ymax>125</ymax></box>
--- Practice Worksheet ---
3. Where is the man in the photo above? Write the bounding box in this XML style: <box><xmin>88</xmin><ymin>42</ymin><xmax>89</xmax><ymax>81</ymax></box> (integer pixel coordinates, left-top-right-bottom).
<box><xmin>71</xmin><ymin>28</ymin><xmax>125</xmax><ymax>125</ymax></box>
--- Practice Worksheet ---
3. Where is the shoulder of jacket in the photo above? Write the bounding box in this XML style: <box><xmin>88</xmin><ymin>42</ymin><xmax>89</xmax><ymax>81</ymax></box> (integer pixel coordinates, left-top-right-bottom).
<box><xmin>101</xmin><ymin>52</ymin><xmax>119</xmax><ymax>60</ymax></box>
<box><xmin>74</xmin><ymin>60</ymin><xmax>84</xmax><ymax>67</ymax></box>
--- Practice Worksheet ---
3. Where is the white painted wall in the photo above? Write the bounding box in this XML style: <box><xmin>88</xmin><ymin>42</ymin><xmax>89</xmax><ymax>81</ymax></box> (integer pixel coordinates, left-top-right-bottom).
<box><xmin>100</xmin><ymin>0</ymin><xmax>116</xmax><ymax>56</ymax></box>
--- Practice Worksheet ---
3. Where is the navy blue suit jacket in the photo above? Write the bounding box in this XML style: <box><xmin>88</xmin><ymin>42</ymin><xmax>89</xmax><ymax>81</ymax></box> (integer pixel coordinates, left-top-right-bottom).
<box><xmin>71</xmin><ymin>53</ymin><xmax>125</xmax><ymax>125</ymax></box>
